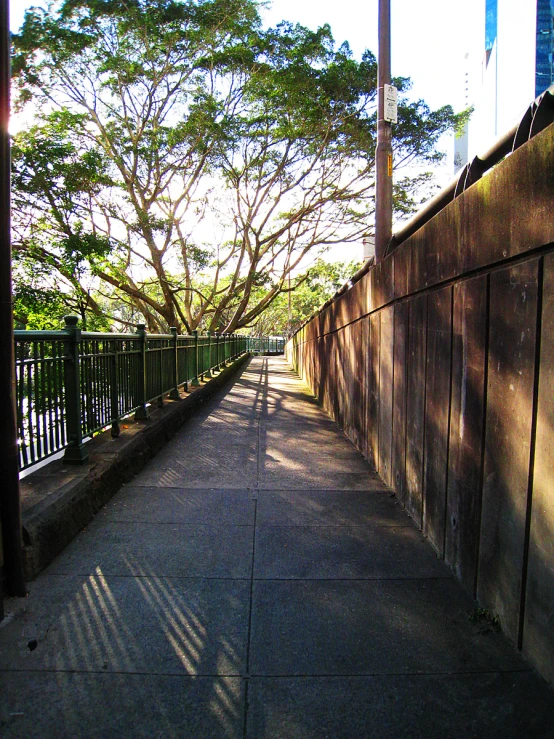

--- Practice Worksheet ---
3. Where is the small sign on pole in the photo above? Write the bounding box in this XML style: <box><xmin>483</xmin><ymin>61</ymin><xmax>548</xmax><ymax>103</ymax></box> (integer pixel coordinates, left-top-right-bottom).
<box><xmin>384</xmin><ymin>84</ymin><xmax>398</xmax><ymax>123</ymax></box>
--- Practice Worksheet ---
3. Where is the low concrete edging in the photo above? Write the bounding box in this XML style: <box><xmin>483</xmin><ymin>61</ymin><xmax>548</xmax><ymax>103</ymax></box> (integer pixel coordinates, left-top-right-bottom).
<box><xmin>20</xmin><ymin>353</ymin><xmax>251</xmax><ymax>581</ymax></box>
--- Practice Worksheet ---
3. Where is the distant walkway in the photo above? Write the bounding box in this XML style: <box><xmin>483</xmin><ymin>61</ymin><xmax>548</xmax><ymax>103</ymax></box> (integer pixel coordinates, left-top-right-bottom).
<box><xmin>1</xmin><ymin>357</ymin><xmax>552</xmax><ymax>737</ymax></box>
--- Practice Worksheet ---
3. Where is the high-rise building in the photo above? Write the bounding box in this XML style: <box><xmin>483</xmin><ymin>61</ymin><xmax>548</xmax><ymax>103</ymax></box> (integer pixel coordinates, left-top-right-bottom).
<box><xmin>456</xmin><ymin>0</ymin><xmax>554</xmax><ymax>170</ymax></box>
<box><xmin>536</xmin><ymin>0</ymin><xmax>554</xmax><ymax>95</ymax></box>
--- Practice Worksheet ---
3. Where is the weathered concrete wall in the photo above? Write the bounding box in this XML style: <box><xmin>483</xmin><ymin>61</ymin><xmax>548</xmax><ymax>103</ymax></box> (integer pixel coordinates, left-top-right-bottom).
<box><xmin>286</xmin><ymin>123</ymin><xmax>554</xmax><ymax>685</ymax></box>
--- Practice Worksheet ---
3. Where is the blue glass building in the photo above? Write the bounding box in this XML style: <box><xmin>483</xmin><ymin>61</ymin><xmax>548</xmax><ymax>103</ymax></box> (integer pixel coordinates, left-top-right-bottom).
<box><xmin>536</xmin><ymin>0</ymin><xmax>554</xmax><ymax>96</ymax></box>
<box><xmin>458</xmin><ymin>0</ymin><xmax>554</xmax><ymax>170</ymax></box>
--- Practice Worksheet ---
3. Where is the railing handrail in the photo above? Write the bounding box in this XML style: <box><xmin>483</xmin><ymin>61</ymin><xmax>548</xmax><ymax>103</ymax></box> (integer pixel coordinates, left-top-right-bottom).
<box><xmin>15</xmin><ymin>329</ymin><xmax>218</xmax><ymax>341</ymax></box>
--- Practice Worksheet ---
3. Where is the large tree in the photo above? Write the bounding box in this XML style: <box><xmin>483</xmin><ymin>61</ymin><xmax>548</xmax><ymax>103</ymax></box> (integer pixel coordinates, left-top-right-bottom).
<box><xmin>246</xmin><ymin>259</ymin><xmax>363</xmax><ymax>337</ymax></box>
<box><xmin>12</xmin><ymin>0</ymin><xmax>460</xmax><ymax>333</ymax></box>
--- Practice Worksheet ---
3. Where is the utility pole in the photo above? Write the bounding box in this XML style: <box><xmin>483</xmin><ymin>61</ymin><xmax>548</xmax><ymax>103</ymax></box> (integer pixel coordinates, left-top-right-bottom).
<box><xmin>375</xmin><ymin>0</ymin><xmax>393</xmax><ymax>263</ymax></box>
<box><xmin>0</xmin><ymin>0</ymin><xmax>26</xmax><ymax>604</ymax></box>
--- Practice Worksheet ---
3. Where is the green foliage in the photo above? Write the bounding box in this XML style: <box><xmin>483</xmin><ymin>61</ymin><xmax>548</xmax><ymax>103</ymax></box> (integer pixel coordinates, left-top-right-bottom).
<box><xmin>13</xmin><ymin>285</ymin><xmax>68</xmax><ymax>330</ymax></box>
<box><xmin>13</xmin><ymin>279</ymin><xmax>111</xmax><ymax>330</ymax></box>
<box><xmin>12</xmin><ymin>0</ymin><xmax>462</xmax><ymax>335</ymax></box>
<box><xmin>247</xmin><ymin>259</ymin><xmax>362</xmax><ymax>336</ymax></box>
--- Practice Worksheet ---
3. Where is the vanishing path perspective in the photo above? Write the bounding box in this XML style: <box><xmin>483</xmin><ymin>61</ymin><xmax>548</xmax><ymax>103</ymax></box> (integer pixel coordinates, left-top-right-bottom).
<box><xmin>1</xmin><ymin>356</ymin><xmax>552</xmax><ymax>737</ymax></box>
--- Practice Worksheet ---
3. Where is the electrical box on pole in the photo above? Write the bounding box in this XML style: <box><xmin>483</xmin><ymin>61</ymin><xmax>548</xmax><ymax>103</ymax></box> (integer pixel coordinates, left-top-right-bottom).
<box><xmin>384</xmin><ymin>84</ymin><xmax>398</xmax><ymax>123</ymax></box>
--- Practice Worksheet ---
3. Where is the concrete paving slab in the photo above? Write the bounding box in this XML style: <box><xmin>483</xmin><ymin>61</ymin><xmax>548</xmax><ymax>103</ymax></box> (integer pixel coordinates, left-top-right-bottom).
<box><xmin>249</xmin><ymin>579</ymin><xmax>529</xmax><ymax>676</ymax></box>
<box><xmin>262</xmin><ymin>445</ymin><xmax>369</xmax><ymax>463</ymax></box>
<box><xmin>261</xmin><ymin>418</ymin><xmax>344</xmax><ymax>434</ymax></box>
<box><xmin>44</xmin><ymin>522</ymin><xmax>254</xmax><ymax>578</ymax></box>
<box><xmin>260</xmin><ymin>446</ymin><xmax>373</xmax><ymax>474</ymax></box>
<box><xmin>256</xmin><ymin>490</ymin><xmax>410</xmax><ymax>527</ymax></box>
<box><xmin>99</xmin><ymin>487</ymin><xmax>255</xmax><ymax>525</ymax></box>
<box><xmin>259</xmin><ymin>471</ymin><xmax>384</xmax><ymax>491</ymax></box>
<box><xmin>132</xmin><ymin>447</ymin><xmax>258</xmax><ymax>489</ymax></box>
<box><xmin>261</xmin><ymin>438</ymin><xmax>365</xmax><ymax>462</ymax></box>
<box><xmin>0</xmin><ymin>673</ymin><xmax>244</xmax><ymax>738</ymax></box>
<box><xmin>245</xmin><ymin>673</ymin><xmax>554</xmax><ymax>738</ymax></box>
<box><xmin>254</xmin><ymin>525</ymin><xmax>448</xmax><ymax>579</ymax></box>
<box><xmin>1</xmin><ymin>575</ymin><xmax>249</xmax><ymax>676</ymax></box>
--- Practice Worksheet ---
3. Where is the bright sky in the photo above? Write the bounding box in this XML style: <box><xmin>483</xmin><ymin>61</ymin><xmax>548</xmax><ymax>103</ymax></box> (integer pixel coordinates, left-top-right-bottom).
<box><xmin>11</xmin><ymin>0</ymin><xmax>481</xmax><ymax>112</ymax></box>
<box><xmin>262</xmin><ymin>0</ymin><xmax>482</xmax><ymax>114</ymax></box>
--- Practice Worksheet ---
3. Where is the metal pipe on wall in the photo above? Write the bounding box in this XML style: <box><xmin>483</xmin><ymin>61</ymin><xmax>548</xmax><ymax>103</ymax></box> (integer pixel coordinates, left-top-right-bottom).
<box><xmin>0</xmin><ymin>0</ymin><xmax>26</xmax><ymax>601</ymax></box>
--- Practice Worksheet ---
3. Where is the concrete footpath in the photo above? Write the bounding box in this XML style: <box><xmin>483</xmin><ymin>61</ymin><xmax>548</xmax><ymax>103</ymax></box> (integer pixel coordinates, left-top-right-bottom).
<box><xmin>1</xmin><ymin>356</ymin><xmax>553</xmax><ymax>738</ymax></box>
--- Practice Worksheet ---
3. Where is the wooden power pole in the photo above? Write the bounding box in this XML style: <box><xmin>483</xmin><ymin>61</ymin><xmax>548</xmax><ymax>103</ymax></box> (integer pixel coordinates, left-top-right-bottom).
<box><xmin>0</xmin><ymin>0</ymin><xmax>26</xmax><ymax>604</ymax></box>
<box><xmin>375</xmin><ymin>0</ymin><xmax>393</xmax><ymax>263</ymax></box>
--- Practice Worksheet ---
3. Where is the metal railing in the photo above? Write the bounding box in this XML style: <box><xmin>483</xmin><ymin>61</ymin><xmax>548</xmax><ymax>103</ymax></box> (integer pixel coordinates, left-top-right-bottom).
<box><xmin>14</xmin><ymin>317</ymin><xmax>250</xmax><ymax>471</ymax></box>
<box><xmin>246</xmin><ymin>337</ymin><xmax>285</xmax><ymax>355</ymax></box>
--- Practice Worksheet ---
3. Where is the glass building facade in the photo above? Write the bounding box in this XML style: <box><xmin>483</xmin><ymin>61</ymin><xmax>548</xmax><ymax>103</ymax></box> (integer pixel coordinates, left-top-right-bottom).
<box><xmin>536</xmin><ymin>0</ymin><xmax>554</xmax><ymax>96</ymax></box>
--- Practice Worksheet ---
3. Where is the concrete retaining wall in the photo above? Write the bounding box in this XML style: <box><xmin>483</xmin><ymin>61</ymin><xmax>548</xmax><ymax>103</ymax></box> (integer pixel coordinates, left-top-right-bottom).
<box><xmin>286</xmin><ymin>123</ymin><xmax>554</xmax><ymax>685</ymax></box>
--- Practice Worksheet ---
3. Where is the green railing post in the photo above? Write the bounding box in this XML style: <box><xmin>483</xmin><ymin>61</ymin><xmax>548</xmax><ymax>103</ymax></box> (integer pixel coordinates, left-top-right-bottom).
<box><xmin>204</xmin><ymin>331</ymin><xmax>213</xmax><ymax>379</ymax></box>
<box><xmin>191</xmin><ymin>329</ymin><xmax>200</xmax><ymax>386</ymax></box>
<box><xmin>63</xmin><ymin>315</ymin><xmax>88</xmax><ymax>464</ymax></box>
<box><xmin>215</xmin><ymin>331</ymin><xmax>223</xmax><ymax>372</ymax></box>
<box><xmin>134</xmin><ymin>323</ymin><xmax>150</xmax><ymax>420</ymax></box>
<box><xmin>110</xmin><ymin>339</ymin><xmax>120</xmax><ymax>438</ymax></box>
<box><xmin>157</xmin><ymin>336</ymin><xmax>164</xmax><ymax>408</ymax></box>
<box><xmin>169</xmin><ymin>327</ymin><xmax>180</xmax><ymax>400</ymax></box>
<box><xmin>212</xmin><ymin>331</ymin><xmax>218</xmax><ymax>371</ymax></box>
<box><xmin>183</xmin><ymin>334</ymin><xmax>190</xmax><ymax>393</ymax></box>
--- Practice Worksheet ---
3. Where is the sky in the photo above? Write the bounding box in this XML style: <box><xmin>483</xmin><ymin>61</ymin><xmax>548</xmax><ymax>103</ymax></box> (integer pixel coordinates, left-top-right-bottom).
<box><xmin>262</xmin><ymin>0</ymin><xmax>482</xmax><ymax>113</ymax></box>
<box><xmin>11</xmin><ymin>0</ymin><xmax>482</xmax><ymax>113</ymax></box>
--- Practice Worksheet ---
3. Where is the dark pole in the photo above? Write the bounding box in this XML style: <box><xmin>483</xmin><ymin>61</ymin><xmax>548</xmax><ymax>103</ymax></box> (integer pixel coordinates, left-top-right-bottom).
<box><xmin>0</xmin><ymin>0</ymin><xmax>26</xmax><ymax>599</ymax></box>
<box><xmin>375</xmin><ymin>0</ymin><xmax>393</xmax><ymax>263</ymax></box>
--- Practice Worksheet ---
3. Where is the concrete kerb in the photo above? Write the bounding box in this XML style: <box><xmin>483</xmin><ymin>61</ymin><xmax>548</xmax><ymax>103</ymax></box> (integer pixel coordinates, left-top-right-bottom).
<box><xmin>20</xmin><ymin>352</ymin><xmax>252</xmax><ymax>581</ymax></box>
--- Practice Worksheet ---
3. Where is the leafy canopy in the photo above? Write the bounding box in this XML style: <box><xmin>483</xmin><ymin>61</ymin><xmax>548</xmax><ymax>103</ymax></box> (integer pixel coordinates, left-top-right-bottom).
<box><xmin>12</xmin><ymin>0</ymin><xmax>461</xmax><ymax>333</ymax></box>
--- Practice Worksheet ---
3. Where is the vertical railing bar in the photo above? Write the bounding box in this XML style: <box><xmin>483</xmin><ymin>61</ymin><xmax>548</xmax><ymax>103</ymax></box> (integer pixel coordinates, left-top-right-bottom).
<box><xmin>170</xmin><ymin>328</ymin><xmax>180</xmax><ymax>399</ymax></box>
<box><xmin>81</xmin><ymin>337</ymin><xmax>88</xmax><ymax>436</ymax></box>
<box><xmin>16</xmin><ymin>339</ymin><xmax>28</xmax><ymax>469</ymax></box>
<box><xmin>110</xmin><ymin>339</ymin><xmax>120</xmax><ymax>438</ymax></box>
<box><xmin>100</xmin><ymin>341</ymin><xmax>106</xmax><ymax>427</ymax></box>
<box><xmin>134</xmin><ymin>324</ymin><xmax>149</xmax><ymax>420</ymax></box>
<box><xmin>34</xmin><ymin>341</ymin><xmax>43</xmax><ymax>460</ymax></box>
<box><xmin>191</xmin><ymin>330</ymin><xmax>200</xmax><ymax>386</ymax></box>
<box><xmin>57</xmin><ymin>338</ymin><xmax>65</xmax><ymax>447</ymax></box>
<box><xmin>60</xmin><ymin>337</ymin><xmax>66</xmax><ymax>447</ymax></box>
<box><xmin>63</xmin><ymin>315</ymin><xmax>88</xmax><ymax>464</ymax></box>
<box><xmin>46</xmin><ymin>344</ymin><xmax>54</xmax><ymax>454</ymax></box>
<box><xmin>205</xmin><ymin>331</ymin><xmax>213</xmax><ymax>378</ymax></box>
<box><xmin>103</xmin><ymin>342</ymin><xmax>108</xmax><ymax>426</ymax></box>
<box><xmin>44</xmin><ymin>341</ymin><xmax>54</xmax><ymax>455</ymax></box>
<box><xmin>158</xmin><ymin>339</ymin><xmax>164</xmax><ymax>407</ymax></box>
<box><xmin>39</xmin><ymin>341</ymin><xmax>46</xmax><ymax>455</ymax></box>
<box><xmin>27</xmin><ymin>344</ymin><xmax>35</xmax><ymax>463</ymax></box>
